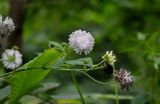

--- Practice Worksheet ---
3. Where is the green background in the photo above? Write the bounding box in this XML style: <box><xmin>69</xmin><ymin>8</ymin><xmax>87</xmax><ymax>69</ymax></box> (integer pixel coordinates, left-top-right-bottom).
<box><xmin>0</xmin><ymin>0</ymin><xmax>160</xmax><ymax>104</ymax></box>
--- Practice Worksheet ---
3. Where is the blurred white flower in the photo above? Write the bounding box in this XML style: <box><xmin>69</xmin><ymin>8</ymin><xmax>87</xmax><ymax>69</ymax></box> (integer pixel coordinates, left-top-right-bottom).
<box><xmin>0</xmin><ymin>15</ymin><xmax>15</xmax><ymax>37</ymax></box>
<box><xmin>1</xmin><ymin>49</ymin><xmax>22</xmax><ymax>70</ymax></box>
<box><xmin>68</xmin><ymin>29</ymin><xmax>94</xmax><ymax>55</ymax></box>
<box><xmin>0</xmin><ymin>15</ymin><xmax>2</xmax><ymax>23</ymax></box>
<box><xmin>102</xmin><ymin>51</ymin><xmax>116</xmax><ymax>65</ymax></box>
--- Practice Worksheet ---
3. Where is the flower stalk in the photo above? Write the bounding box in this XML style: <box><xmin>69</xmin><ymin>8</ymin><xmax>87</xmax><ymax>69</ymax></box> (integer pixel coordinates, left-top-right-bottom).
<box><xmin>71</xmin><ymin>71</ymin><xmax>86</xmax><ymax>104</ymax></box>
<box><xmin>113</xmin><ymin>64</ymin><xmax>119</xmax><ymax>104</ymax></box>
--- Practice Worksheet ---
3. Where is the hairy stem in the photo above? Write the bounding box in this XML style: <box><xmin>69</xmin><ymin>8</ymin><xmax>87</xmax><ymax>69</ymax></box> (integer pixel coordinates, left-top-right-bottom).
<box><xmin>71</xmin><ymin>71</ymin><xmax>85</xmax><ymax>104</ymax></box>
<box><xmin>0</xmin><ymin>65</ymin><xmax>104</xmax><ymax>78</ymax></box>
<box><xmin>113</xmin><ymin>64</ymin><xmax>119</xmax><ymax>104</ymax></box>
<box><xmin>81</xmin><ymin>71</ymin><xmax>115</xmax><ymax>85</ymax></box>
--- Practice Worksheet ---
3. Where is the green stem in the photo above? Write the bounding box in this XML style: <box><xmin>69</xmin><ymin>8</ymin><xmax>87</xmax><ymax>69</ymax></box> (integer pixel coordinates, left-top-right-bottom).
<box><xmin>0</xmin><ymin>67</ymin><xmax>50</xmax><ymax>78</ymax></box>
<box><xmin>71</xmin><ymin>71</ymin><xmax>85</xmax><ymax>104</ymax></box>
<box><xmin>114</xmin><ymin>81</ymin><xmax>119</xmax><ymax>104</ymax></box>
<box><xmin>0</xmin><ymin>69</ymin><xmax>24</xmax><ymax>77</ymax></box>
<box><xmin>0</xmin><ymin>66</ymin><xmax>114</xmax><ymax>87</ymax></box>
<box><xmin>113</xmin><ymin>64</ymin><xmax>119</xmax><ymax>104</ymax></box>
<box><xmin>81</xmin><ymin>71</ymin><xmax>115</xmax><ymax>85</ymax></box>
<box><xmin>0</xmin><ymin>60</ymin><xmax>105</xmax><ymax>78</ymax></box>
<box><xmin>56</xmin><ymin>66</ymin><xmax>104</xmax><ymax>72</ymax></box>
<box><xmin>85</xmin><ymin>93</ymin><xmax>133</xmax><ymax>100</ymax></box>
<box><xmin>92</xmin><ymin>60</ymin><xmax>105</xmax><ymax>68</ymax></box>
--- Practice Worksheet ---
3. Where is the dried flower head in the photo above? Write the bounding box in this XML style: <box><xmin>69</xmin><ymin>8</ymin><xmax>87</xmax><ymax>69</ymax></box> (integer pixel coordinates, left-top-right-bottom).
<box><xmin>68</xmin><ymin>29</ymin><xmax>95</xmax><ymax>55</ymax></box>
<box><xmin>1</xmin><ymin>49</ymin><xmax>22</xmax><ymax>70</ymax></box>
<box><xmin>113</xmin><ymin>68</ymin><xmax>134</xmax><ymax>90</ymax></box>
<box><xmin>0</xmin><ymin>15</ymin><xmax>15</xmax><ymax>37</ymax></box>
<box><xmin>102</xmin><ymin>51</ymin><xmax>116</xmax><ymax>65</ymax></box>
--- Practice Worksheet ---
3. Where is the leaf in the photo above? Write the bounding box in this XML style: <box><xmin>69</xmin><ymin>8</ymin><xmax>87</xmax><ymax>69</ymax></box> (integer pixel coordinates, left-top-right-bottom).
<box><xmin>20</xmin><ymin>95</ymin><xmax>41</xmax><ymax>104</ymax></box>
<box><xmin>34</xmin><ymin>82</ymin><xmax>60</xmax><ymax>93</ymax></box>
<box><xmin>65</xmin><ymin>60</ymin><xmax>84</xmax><ymax>66</ymax></box>
<box><xmin>48</xmin><ymin>41</ymin><xmax>63</xmax><ymax>50</ymax></box>
<box><xmin>137</xmin><ymin>32</ymin><xmax>146</xmax><ymax>41</ymax></box>
<box><xmin>153</xmin><ymin>55</ymin><xmax>160</xmax><ymax>70</ymax></box>
<box><xmin>131</xmin><ymin>94</ymin><xmax>149</xmax><ymax>104</ymax></box>
<box><xmin>9</xmin><ymin>48</ymin><xmax>65</xmax><ymax>104</ymax></box>
<box><xmin>65</xmin><ymin>57</ymin><xmax>93</xmax><ymax>67</ymax></box>
<box><xmin>0</xmin><ymin>86</ymin><xmax>10</xmax><ymax>102</ymax></box>
<box><xmin>78</xmin><ymin>58</ymin><xmax>93</xmax><ymax>67</ymax></box>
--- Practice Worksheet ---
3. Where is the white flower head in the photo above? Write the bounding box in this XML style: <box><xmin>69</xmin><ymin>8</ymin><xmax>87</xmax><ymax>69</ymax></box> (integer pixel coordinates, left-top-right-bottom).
<box><xmin>0</xmin><ymin>15</ymin><xmax>15</xmax><ymax>37</ymax></box>
<box><xmin>102</xmin><ymin>51</ymin><xmax>116</xmax><ymax>65</ymax></box>
<box><xmin>68</xmin><ymin>29</ymin><xmax>95</xmax><ymax>55</ymax></box>
<box><xmin>1</xmin><ymin>49</ymin><xmax>22</xmax><ymax>70</ymax></box>
<box><xmin>4</xmin><ymin>17</ymin><xmax>15</xmax><ymax>31</ymax></box>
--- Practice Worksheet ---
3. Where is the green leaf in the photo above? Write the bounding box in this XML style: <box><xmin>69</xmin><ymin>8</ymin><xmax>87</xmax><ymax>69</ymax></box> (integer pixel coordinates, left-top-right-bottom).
<box><xmin>153</xmin><ymin>55</ymin><xmax>160</xmax><ymax>70</ymax></box>
<box><xmin>77</xmin><ymin>58</ymin><xmax>93</xmax><ymax>67</ymax></box>
<box><xmin>0</xmin><ymin>86</ymin><xmax>10</xmax><ymax>103</ymax></box>
<box><xmin>137</xmin><ymin>32</ymin><xmax>146</xmax><ymax>41</ymax></box>
<box><xmin>65</xmin><ymin>58</ymin><xmax>93</xmax><ymax>67</ymax></box>
<box><xmin>48</xmin><ymin>41</ymin><xmax>63</xmax><ymax>50</ymax></box>
<box><xmin>9</xmin><ymin>48</ymin><xmax>65</xmax><ymax>104</ymax></box>
<box><xmin>131</xmin><ymin>94</ymin><xmax>149</xmax><ymax>104</ymax></box>
<box><xmin>65</xmin><ymin>60</ymin><xmax>84</xmax><ymax>66</ymax></box>
<box><xmin>34</xmin><ymin>82</ymin><xmax>60</xmax><ymax>93</ymax></box>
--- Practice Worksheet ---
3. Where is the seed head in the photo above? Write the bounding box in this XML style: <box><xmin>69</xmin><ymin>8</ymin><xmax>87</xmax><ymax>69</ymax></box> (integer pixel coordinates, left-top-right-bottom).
<box><xmin>113</xmin><ymin>68</ymin><xmax>134</xmax><ymax>90</ymax></box>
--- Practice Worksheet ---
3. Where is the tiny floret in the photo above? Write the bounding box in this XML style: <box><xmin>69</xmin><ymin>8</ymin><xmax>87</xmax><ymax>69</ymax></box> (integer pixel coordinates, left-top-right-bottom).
<box><xmin>0</xmin><ymin>15</ymin><xmax>15</xmax><ymax>37</ymax></box>
<box><xmin>1</xmin><ymin>49</ymin><xmax>22</xmax><ymax>70</ymax></box>
<box><xmin>68</xmin><ymin>29</ymin><xmax>94</xmax><ymax>55</ymax></box>
<box><xmin>102</xmin><ymin>51</ymin><xmax>116</xmax><ymax>65</ymax></box>
<box><xmin>113</xmin><ymin>68</ymin><xmax>134</xmax><ymax>90</ymax></box>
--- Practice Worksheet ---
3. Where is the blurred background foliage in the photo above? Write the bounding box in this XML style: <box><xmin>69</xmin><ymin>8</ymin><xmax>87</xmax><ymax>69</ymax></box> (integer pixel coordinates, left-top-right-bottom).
<box><xmin>0</xmin><ymin>0</ymin><xmax>160</xmax><ymax>104</ymax></box>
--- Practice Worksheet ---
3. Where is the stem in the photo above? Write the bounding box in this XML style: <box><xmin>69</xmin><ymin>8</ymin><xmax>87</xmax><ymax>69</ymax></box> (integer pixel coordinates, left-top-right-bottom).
<box><xmin>88</xmin><ymin>66</ymin><xmax>104</xmax><ymax>71</ymax></box>
<box><xmin>71</xmin><ymin>71</ymin><xmax>85</xmax><ymax>104</ymax></box>
<box><xmin>114</xmin><ymin>82</ymin><xmax>119</xmax><ymax>104</ymax></box>
<box><xmin>0</xmin><ymin>66</ymin><xmax>112</xmax><ymax>86</ymax></box>
<box><xmin>0</xmin><ymin>69</ymin><xmax>24</xmax><ymax>77</ymax></box>
<box><xmin>85</xmin><ymin>93</ymin><xmax>133</xmax><ymax>100</ymax></box>
<box><xmin>0</xmin><ymin>67</ymin><xmax>51</xmax><ymax>78</ymax></box>
<box><xmin>81</xmin><ymin>71</ymin><xmax>115</xmax><ymax>85</ymax></box>
<box><xmin>0</xmin><ymin>62</ymin><xmax>104</xmax><ymax>78</ymax></box>
<box><xmin>29</xmin><ymin>93</ymin><xmax>55</xmax><ymax>104</ymax></box>
<box><xmin>113</xmin><ymin>64</ymin><xmax>119</xmax><ymax>104</ymax></box>
<box><xmin>55</xmin><ymin>66</ymin><xmax>104</xmax><ymax>72</ymax></box>
<box><xmin>94</xmin><ymin>60</ymin><xmax>105</xmax><ymax>67</ymax></box>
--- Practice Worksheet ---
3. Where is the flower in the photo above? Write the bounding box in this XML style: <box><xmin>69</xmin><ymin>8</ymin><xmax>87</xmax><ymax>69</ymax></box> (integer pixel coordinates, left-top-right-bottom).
<box><xmin>0</xmin><ymin>15</ymin><xmax>15</xmax><ymax>37</ymax></box>
<box><xmin>68</xmin><ymin>29</ymin><xmax>94</xmax><ymax>55</ymax></box>
<box><xmin>1</xmin><ymin>49</ymin><xmax>22</xmax><ymax>70</ymax></box>
<box><xmin>113</xmin><ymin>68</ymin><xmax>134</xmax><ymax>90</ymax></box>
<box><xmin>102</xmin><ymin>51</ymin><xmax>116</xmax><ymax>65</ymax></box>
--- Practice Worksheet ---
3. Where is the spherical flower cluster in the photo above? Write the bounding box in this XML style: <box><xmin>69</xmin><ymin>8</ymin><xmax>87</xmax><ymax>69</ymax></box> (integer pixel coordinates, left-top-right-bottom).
<box><xmin>113</xmin><ymin>68</ymin><xmax>134</xmax><ymax>90</ymax></box>
<box><xmin>68</xmin><ymin>29</ymin><xmax>94</xmax><ymax>55</ymax></box>
<box><xmin>102</xmin><ymin>51</ymin><xmax>116</xmax><ymax>65</ymax></box>
<box><xmin>1</xmin><ymin>49</ymin><xmax>22</xmax><ymax>70</ymax></box>
<box><xmin>0</xmin><ymin>15</ymin><xmax>15</xmax><ymax>37</ymax></box>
